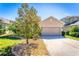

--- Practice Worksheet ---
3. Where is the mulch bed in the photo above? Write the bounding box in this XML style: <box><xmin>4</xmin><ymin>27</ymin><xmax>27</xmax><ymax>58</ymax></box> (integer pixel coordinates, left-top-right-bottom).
<box><xmin>12</xmin><ymin>43</ymin><xmax>38</xmax><ymax>56</ymax></box>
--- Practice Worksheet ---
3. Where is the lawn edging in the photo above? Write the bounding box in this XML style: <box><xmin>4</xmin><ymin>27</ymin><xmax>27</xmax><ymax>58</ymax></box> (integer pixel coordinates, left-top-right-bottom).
<box><xmin>65</xmin><ymin>35</ymin><xmax>79</xmax><ymax>41</ymax></box>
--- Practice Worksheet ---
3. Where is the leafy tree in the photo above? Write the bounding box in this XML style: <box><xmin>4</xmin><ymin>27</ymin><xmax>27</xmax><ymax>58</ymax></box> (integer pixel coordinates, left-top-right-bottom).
<box><xmin>0</xmin><ymin>19</ymin><xmax>3</xmax><ymax>29</ymax></box>
<box><xmin>16</xmin><ymin>3</ymin><xmax>41</xmax><ymax>44</ymax></box>
<box><xmin>0</xmin><ymin>19</ymin><xmax>5</xmax><ymax>34</ymax></box>
<box><xmin>15</xmin><ymin>4</ymin><xmax>41</xmax><ymax>55</ymax></box>
<box><xmin>8</xmin><ymin>22</ymin><xmax>16</xmax><ymax>34</ymax></box>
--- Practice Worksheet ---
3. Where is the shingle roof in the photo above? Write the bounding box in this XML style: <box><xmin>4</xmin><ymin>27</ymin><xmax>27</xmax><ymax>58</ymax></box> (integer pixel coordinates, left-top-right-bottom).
<box><xmin>0</xmin><ymin>17</ymin><xmax>14</xmax><ymax>24</ymax></box>
<box><xmin>65</xmin><ymin>20</ymin><xmax>79</xmax><ymax>26</ymax></box>
<box><xmin>40</xmin><ymin>16</ymin><xmax>64</xmax><ymax>27</ymax></box>
<box><xmin>42</xmin><ymin>16</ymin><xmax>64</xmax><ymax>24</ymax></box>
<box><xmin>69</xmin><ymin>21</ymin><xmax>79</xmax><ymax>26</ymax></box>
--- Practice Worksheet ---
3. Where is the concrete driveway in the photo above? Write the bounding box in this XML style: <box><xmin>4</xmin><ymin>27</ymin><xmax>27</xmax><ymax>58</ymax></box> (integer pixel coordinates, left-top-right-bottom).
<box><xmin>42</xmin><ymin>35</ymin><xmax>79</xmax><ymax>56</ymax></box>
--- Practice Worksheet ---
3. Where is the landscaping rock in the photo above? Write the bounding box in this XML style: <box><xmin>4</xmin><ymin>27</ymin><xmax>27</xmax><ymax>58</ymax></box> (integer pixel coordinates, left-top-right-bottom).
<box><xmin>12</xmin><ymin>43</ymin><xmax>38</xmax><ymax>56</ymax></box>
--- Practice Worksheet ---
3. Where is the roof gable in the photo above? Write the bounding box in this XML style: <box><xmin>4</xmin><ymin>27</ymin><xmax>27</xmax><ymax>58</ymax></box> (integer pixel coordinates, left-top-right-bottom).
<box><xmin>41</xmin><ymin>16</ymin><xmax>64</xmax><ymax>27</ymax></box>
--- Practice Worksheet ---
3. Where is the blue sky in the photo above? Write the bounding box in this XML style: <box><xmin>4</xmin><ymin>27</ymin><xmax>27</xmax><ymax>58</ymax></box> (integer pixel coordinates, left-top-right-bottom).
<box><xmin>0</xmin><ymin>3</ymin><xmax>79</xmax><ymax>20</ymax></box>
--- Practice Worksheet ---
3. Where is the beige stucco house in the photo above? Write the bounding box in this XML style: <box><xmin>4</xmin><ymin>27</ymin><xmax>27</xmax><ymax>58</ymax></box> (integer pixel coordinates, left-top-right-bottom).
<box><xmin>40</xmin><ymin>16</ymin><xmax>64</xmax><ymax>36</ymax></box>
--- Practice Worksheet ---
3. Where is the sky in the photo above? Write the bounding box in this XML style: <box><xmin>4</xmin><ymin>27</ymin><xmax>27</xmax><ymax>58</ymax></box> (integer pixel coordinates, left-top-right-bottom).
<box><xmin>0</xmin><ymin>3</ymin><xmax>79</xmax><ymax>20</ymax></box>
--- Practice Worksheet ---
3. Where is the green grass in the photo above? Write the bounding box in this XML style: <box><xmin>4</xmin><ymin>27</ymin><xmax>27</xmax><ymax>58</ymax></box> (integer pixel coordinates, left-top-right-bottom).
<box><xmin>0</xmin><ymin>35</ymin><xmax>24</xmax><ymax>48</ymax></box>
<box><xmin>65</xmin><ymin>35</ymin><xmax>79</xmax><ymax>41</ymax></box>
<box><xmin>0</xmin><ymin>35</ymin><xmax>48</xmax><ymax>56</ymax></box>
<box><xmin>0</xmin><ymin>39</ymin><xmax>24</xmax><ymax>48</ymax></box>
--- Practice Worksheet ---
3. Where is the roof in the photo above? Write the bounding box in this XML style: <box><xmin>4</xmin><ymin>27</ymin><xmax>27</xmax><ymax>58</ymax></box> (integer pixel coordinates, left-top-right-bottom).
<box><xmin>61</xmin><ymin>16</ymin><xmax>79</xmax><ymax>26</ymax></box>
<box><xmin>0</xmin><ymin>17</ymin><xmax>14</xmax><ymax>24</ymax></box>
<box><xmin>65</xmin><ymin>20</ymin><xmax>79</xmax><ymax>26</ymax></box>
<box><xmin>69</xmin><ymin>21</ymin><xmax>79</xmax><ymax>26</ymax></box>
<box><xmin>40</xmin><ymin>16</ymin><xmax>64</xmax><ymax>27</ymax></box>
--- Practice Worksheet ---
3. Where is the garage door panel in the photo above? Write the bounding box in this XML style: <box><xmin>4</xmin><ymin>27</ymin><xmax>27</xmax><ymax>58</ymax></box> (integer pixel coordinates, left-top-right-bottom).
<box><xmin>41</xmin><ymin>27</ymin><xmax>62</xmax><ymax>35</ymax></box>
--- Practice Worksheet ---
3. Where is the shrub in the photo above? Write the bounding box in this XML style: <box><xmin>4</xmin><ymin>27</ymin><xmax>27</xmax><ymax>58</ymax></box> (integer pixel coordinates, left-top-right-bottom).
<box><xmin>75</xmin><ymin>32</ymin><xmax>79</xmax><ymax>37</ymax></box>
<box><xmin>0</xmin><ymin>46</ymin><xmax>14</xmax><ymax>56</ymax></box>
<box><xmin>62</xmin><ymin>31</ymin><xmax>65</xmax><ymax>36</ymax></box>
<box><xmin>8</xmin><ymin>24</ymin><xmax>16</xmax><ymax>33</ymax></box>
<box><xmin>70</xmin><ymin>26</ymin><xmax>79</xmax><ymax>32</ymax></box>
<box><xmin>66</xmin><ymin>31</ymin><xmax>69</xmax><ymax>35</ymax></box>
<box><xmin>69</xmin><ymin>32</ymin><xmax>79</xmax><ymax>37</ymax></box>
<box><xmin>69</xmin><ymin>32</ymin><xmax>76</xmax><ymax>36</ymax></box>
<box><xmin>0</xmin><ymin>29</ymin><xmax>5</xmax><ymax>35</ymax></box>
<box><xmin>68</xmin><ymin>26</ymin><xmax>79</xmax><ymax>37</ymax></box>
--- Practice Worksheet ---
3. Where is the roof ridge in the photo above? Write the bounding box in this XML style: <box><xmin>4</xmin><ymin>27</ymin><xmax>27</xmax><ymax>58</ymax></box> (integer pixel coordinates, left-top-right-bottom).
<box><xmin>43</xmin><ymin>16</ymin><xmax>57</xmax><ymax>21</ymax></box>
<box><xmin>42</xmin><ymin>16</ymin><xmax>64</xmax><ymax>24</ymax></box>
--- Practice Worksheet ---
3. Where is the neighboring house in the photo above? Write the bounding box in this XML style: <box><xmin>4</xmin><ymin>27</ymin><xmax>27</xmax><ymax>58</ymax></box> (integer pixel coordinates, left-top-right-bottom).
<box><xmin>64</xmin><ymin>20</ymin><xmax>79</xmax><ymax>32</ymax></box>
<box><xmin>68</xmin><ymin>21</ymin><xmax>79</xmax><ymax>26</ymax></box>
<box><xmin>0</xmin><ymin>17</ymin><xmax>13</xmax><ymax>34</ymax></box>
<box><xmin>40</xmin><ymin>16</ymin><xmax>64</xmax><ymax>36</ymax></box>
<box><xmin>61</xmin><ymin>16</ymin><xmax>79</xmax><ymax>25</ymax></box>
<box><xmin>61</xmin><ymin>16</ymin><xmax>79</xmax><ymax>32</ymax></box>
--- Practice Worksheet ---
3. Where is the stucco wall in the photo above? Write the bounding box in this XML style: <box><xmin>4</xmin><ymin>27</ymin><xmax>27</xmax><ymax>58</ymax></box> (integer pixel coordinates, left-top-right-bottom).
<box><xmin>41</xmin><ymin>27</ymin><xmax>63</xmax><ymax>35</ymax></box>
<box><xmin>40</xmin><ymin>16</ymin><xmax>64</xmax><ymax>35</ymax></box>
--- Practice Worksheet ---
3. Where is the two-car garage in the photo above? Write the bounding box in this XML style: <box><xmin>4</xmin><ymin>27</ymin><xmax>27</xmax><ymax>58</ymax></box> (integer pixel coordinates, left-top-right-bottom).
<box><xmin>40</xmin><ymin>16</ymin><xmax>64</xmax><ymax>36</ymax></box>
<box><xmin>41</xmin><ymin>27</ymin><xmax>63</xmax><ymax>35</ymax></box>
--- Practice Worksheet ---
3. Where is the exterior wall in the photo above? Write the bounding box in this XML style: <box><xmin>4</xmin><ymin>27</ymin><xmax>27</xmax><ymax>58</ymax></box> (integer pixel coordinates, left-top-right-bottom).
<box><xmin>40</xmin><ymin>16</ymin><xmax>64</xmax><ymax>35</ymax></box>
<box><xmin>63</xmin><ymin>26</ymin><xmax>70</xmax><ymax>32</ymax></box>
<box><xmin>40</xmin><ymin>18</ymin><xmax>64</xmax><ymax>27</ymax></box>
<box><xmin>41</xmin><ymin>27</ymin><xmax>63</xmax><ymax>35</ymax></box>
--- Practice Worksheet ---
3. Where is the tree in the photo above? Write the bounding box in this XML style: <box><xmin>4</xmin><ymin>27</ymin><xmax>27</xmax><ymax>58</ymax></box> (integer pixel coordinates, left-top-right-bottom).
<box><xmin>0</xmin><ymin>19</ymin><xmax>4</xmax><ymax>29</ymax></box>
<box><xmin>8</xmin><ymin>22</ymin><xmax>16</xmax><ymax>34</ymax></box>
<box><xmin>0</xmin><ymin>19</ymin><xmax>5</xmax><ymax>34</ymax></box>
<box><xmin>16</xmin><ymin>3</ymin><xmax>41</xmax><ymax>44</ymax></box>
<box><xmin>15</xmin><ymin>4</ymin><xmax>41</xmax><ymax>55</ymax></box>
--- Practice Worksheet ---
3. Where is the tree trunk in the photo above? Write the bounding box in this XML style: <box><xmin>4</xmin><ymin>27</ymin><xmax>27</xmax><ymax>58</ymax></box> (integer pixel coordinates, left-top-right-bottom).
<box><xmin>26</xmin><ymin>38</ymin><xmax>31</xmax><ymax>56</ymax></box>
<box><xmin>26</xmin><ymin>38</ymin><xmax>29</xmax><ymax>44</ymax></box>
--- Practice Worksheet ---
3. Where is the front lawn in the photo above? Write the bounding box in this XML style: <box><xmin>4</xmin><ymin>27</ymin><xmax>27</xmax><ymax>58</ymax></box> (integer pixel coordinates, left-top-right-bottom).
<box><xmin>0</xmin><ymin>35</ymin><xmax>48</xmax><ymax>56</ymax></box>
<box><xmin>65</xmin><ymin>35</ymin><xmax>79</xmax><ymax>41</ymax></box>
<box><xmin>0</xmin><ymin>35</ymin><xmax>24</xmax><ymax>48</ymax></box>
<box><xmin>0</xmin><ymin>39</ymin><xmax>24</xmax><ymax>48</ymax></box>
<box><xmin>0</xmin><ymin>35</ymin><xmax>24</xmax><ymax>56</ymax></box>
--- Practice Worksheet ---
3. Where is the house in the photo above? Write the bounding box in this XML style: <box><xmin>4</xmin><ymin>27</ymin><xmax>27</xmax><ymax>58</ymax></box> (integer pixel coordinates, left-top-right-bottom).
<box><xmin>68</xmin><ymin>21</ymin><xmax>79</xmax><ymax>26</ymax></box>
<box><xmin>40</xmin><ymin>16</ymin><xmax>64</xmax><ymax>36</ymax></box>
<box><xmin>0</xmin><ymin>17</ymin><xmax>14</xmax><ymax>34</ymax></box>
<box><xmin>64</xmin><ymin>20</ymin><xmax>79</xmax><ymax>32</ymax></box>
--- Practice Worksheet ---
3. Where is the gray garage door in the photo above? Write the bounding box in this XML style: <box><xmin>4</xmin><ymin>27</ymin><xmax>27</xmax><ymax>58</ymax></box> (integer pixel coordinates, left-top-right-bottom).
<box><xmin>41</xmin><ymin>27</ymin><xmax>62</xmax><ymax>36</ymax></box>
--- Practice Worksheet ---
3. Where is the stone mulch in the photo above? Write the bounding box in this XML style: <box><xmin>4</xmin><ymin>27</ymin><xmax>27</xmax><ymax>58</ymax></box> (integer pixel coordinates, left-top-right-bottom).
<box><xmin>12</xmin><ymin>43</ymin><xmax>38</xmax><ymax>56</ymax></box>
<box><xmin>12</xmin><ymin>39</ymin><xmax>48</xmax><ymax>56</ymax></box>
